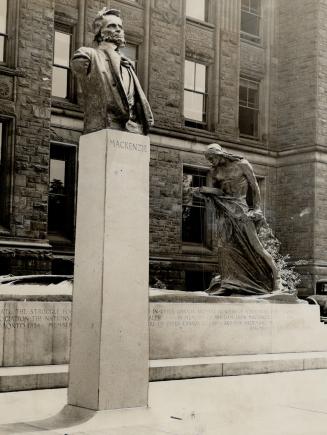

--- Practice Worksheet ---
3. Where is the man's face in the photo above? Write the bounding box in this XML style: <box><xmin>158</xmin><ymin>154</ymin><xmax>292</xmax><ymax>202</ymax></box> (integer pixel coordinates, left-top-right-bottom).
<box><xmin>101</xmin><ymin>15</ymin><xmax>125</xmax><ymax>47</ymax></box>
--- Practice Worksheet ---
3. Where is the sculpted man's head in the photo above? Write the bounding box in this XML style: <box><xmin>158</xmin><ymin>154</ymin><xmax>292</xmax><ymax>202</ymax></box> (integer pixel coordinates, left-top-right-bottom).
<box><xmin>93</xmin><ymin>8</ymin><xmax>126</xmax><ymax>47</ymax></box>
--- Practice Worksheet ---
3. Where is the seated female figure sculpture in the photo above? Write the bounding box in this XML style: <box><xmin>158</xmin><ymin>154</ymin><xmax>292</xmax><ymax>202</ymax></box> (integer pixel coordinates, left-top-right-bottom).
<box><xmin>199</xmin><ymin>144</ymin><xmax>282</xmax><ymax>296</ymax></box>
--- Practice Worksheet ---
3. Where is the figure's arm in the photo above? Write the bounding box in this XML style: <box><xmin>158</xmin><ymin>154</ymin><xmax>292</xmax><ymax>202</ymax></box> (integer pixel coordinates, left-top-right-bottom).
<box><xmin>71</xmin><ymin>47</ymin><xmax>92</xmax><ymax>77</ymax></box>
<box><xmin>241</xmin><ymin>159</ymin><xmax>262</xmax><ymax>212</ymax></box>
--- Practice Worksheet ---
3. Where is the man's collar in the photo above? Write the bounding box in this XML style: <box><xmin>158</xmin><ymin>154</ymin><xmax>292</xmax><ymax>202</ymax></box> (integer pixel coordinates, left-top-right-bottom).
<box><xmin>98</xmin><ymin>41</ymin><xmax>119</xmax><ymax>52</ymax></box>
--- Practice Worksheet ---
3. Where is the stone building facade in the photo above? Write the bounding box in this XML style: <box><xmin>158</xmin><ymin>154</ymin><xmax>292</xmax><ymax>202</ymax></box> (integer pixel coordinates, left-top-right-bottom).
<box><xmin>0</xmin><ymin>0</ymin><xmax>325</xmax><ymax>295</ymax></box>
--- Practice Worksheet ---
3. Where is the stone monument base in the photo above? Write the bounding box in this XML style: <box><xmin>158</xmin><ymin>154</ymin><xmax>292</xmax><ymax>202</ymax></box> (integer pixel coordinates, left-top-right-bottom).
<box><xmin>149</xmin><ymin>290</ymin><xmax>327</xmax><ymax>359</ymax></box>
<box><xmin>68</xmin><ymin>129</ymin><xmax>150</xmax><ymax>411</ymax></box>
<box><xmin>1</xmin><ymin>288</ymin><xmax>327</xmax><ymax>390</ymax></box>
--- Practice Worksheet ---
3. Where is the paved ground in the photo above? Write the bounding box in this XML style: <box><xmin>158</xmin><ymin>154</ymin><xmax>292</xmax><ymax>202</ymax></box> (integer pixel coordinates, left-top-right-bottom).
<box><xmin>1</xmin><ymin>370</ymin><xmax>327</xmax><ymax>434</ymax></box>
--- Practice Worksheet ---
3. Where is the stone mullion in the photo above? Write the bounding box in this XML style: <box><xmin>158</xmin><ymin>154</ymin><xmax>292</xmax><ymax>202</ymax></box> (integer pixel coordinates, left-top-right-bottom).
<box><xmin>142</xmin><ymin>0</ymin><xmax>151</xmax><ymax>97</ymax></box>
<box><xmin>77</xmin><ymin>0</ymin><xmax>86</xmax><ymax>48</ymax></box>
<box><xmin>215</xmin><ymin>0</ymin><xmax>241</xmax><ymax>138</ymax></box>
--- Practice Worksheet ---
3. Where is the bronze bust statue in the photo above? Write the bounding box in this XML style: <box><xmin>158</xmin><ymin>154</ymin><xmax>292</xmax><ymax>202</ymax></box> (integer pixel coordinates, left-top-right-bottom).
<box><xmin>71</xmin><ymin>8</ymin><xmax>154</xmax><ymax>135</ymax></box>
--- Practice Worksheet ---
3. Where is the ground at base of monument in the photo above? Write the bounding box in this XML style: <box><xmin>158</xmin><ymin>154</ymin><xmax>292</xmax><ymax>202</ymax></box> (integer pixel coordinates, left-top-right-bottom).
<box><xmin>2</xmin><ymin>370</ymin><xmax>327</xmax><ymax>434</ymax></box>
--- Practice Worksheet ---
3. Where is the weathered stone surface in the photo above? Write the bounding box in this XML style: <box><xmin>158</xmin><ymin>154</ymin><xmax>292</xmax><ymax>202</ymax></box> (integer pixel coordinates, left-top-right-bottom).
<box><xmin>0</xmin><ymin>301</ymin><xmax>71</xmax><ymax>366</ymax></box>
<box><xmin>68</xmin><ymin>129</ymin><xmax>150</xmax><ymax>411</ymax></box>
<box><xmin>149</xmin><ymin>302</ymin><xmax>327</xmax><ymax>359</ymax></box>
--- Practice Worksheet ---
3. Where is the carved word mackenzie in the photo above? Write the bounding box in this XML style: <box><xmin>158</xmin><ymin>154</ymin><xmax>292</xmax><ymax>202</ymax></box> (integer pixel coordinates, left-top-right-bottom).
<box><xmin>110</xmin><ymin>138</ymin><xmax>147</xmax><ymax>152</ymax></box>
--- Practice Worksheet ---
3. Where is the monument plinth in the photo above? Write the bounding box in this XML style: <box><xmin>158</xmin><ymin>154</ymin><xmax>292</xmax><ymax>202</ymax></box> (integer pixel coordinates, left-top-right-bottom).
<box><xmin>68</xmin><ymin>129</ymin><xmax>150</xmax><ymax>410</ymax></box>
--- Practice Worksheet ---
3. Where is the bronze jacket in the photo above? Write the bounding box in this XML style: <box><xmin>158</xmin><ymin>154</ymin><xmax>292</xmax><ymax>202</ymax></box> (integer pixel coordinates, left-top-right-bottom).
<box><xmin>71</xmin><ymin>42</ymin><xmax>154</xmax><ymax>134</ymax></box>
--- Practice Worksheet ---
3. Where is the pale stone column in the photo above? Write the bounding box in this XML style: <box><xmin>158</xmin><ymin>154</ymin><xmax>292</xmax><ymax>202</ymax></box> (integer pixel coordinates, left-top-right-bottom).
<box><xmin>68</xmin><ymin>129</ymin><xmax>150</xmax><ymax>411</ymax></box>
<box><xmin>215</xmin><ymin>0</ymin><xmax>241</xmax><ymax>137</ymax></box>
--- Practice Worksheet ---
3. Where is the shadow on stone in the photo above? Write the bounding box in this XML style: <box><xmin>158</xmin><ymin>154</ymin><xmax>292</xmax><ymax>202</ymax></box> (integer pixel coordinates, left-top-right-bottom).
<box><xmin>0</xmin><ymin>405</ymin><xmax>95</xmax><ymax>433</ymax></box>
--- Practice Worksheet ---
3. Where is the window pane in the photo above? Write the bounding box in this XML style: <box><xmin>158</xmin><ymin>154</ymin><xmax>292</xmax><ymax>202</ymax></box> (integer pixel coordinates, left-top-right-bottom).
<box><xmin>48</xmin><ymin>194</ymin><xmax>66</xmax><ymax>233</ymax></box>
<box><xmin>52</xmin><ymin>66</ymin><xmax>68</xmax><ymax>98</ymax></box>
<box><xmin>182</xmin><ymin>206</ymin><xmax>206</xmax><ymax>243</ymax></box>
<box><xmin>48</xmin><ymin>145</ymin><xmax>76</xmax><ymax>238</ymax></box>
<box><xmin>191</xmin><ymin>173</ymin><xmax>206</xmax><ymax>188</ymax></box>
<box><xmin>0</xmin><ymin>34</ymin><xmax>4</xmax><ymax>62</ymax></box>
<box><xmin>186</xmin><ymin>0</ymin><xmax>206</xmax><ymax>21</ymax></box>
<box><xmin>184</xmin><ymin>60</ymin><xmax>195</xmax><ymax>90</ymax></box>
<box><xmin>54</xmin><ymin>31</ymin><xmax>71</xmax><ymax>67</ymax></box>
<box><xmin>241</xmin><ymin>11</ymin><xmax>260</xmax><ymax>37</ymax></box>
<box><xmin>0</xmin><ymin>0</ymin><xmax>7</xmax><ymax>33</ymax></box>
<box><xmin>184</xmin><ymin>91</ymin><xmax>204</xmax><ymax>122</ymax></box>
<box><xmin>239</xmin><ymin>106</ymin><xmax>258</xmax><ymax>137</ymax></box>
<box><xmin>248</xmin><ymin>86</ymin><xmax>259</xmax><ymax>108</ymax></box>
<box><xmin>120</xmin><ymin>44</ymin><xmax>137</xmax><ymax>66</ymax></box>
<box><xmin>195</xmin><ymin>63</ymin><xmax>206</xmax><ymax>93</ymax></box>
<box><xmin>239</xmin><ymin>85</ymin><xmax>247</xmax><ymax>105</ymax></box>
<box><xmin>50</xmin><ymin>158</ymin><xmax>65</xmax><ymax>190</ymax></box>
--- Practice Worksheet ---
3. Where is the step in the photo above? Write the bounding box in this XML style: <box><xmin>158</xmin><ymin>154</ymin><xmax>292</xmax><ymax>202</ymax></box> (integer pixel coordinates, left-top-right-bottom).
<box><xmin>0</xmin><ymin>365</ymin><xmax>68</xmax><ymax>392</ymax></box>
<box><xmin>1</xmin><ymin>352</ymin><xmax>327</xmax><ymax>392</ymax></box>
<box><xmin>150</xmin><ymin>352</ymin><xmax>327</xmax><ymax>380</ymax></box>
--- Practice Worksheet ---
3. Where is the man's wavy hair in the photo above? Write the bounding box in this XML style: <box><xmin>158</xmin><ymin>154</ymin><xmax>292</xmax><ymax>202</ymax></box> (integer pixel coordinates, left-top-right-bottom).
<box><xmin>93</xmin><ymin>8</ymin><xmax>121</xmax><ymax>44</ymax></box>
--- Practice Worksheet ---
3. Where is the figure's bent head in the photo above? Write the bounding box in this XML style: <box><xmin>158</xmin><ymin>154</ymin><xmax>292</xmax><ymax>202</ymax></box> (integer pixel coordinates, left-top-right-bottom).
<box><xmin>93</xmin><ymin>8</ymin><xmax>125</xmax><ymax>46</ymax></box>
<box><xmin>205</xmin><ymin>143</ymin><xmax>242</xmax><ymax>166</ymax></box>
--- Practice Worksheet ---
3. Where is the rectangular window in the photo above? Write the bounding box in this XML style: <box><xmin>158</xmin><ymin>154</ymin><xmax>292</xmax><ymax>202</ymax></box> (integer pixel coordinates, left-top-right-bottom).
<box><xmin>184</xmin><ymin>60</ymin><xmax>207</xmax><ymax>128</ymax></box>
<box><xmin>186</xmin><ymin>0</ymin><xmax>207</xmax><ymax>21</ymax></box>
<box><xmin>120</xmin><ymin>43</ymin><xmax>138</xmax><ymax>72</ymax></box>
<box><xmin>52</xmin><ymin>27</ymin><xmax>72</xmax><ymax>99</ymax></box>
<box><xmin>239</xmin><ymin>77</ymin><xmax>259</xmax><ymax>138</ymax></box>
<box><xmin>0</xmin><ymin>0</ymin><xmax>8</xmax><ymax>63</ymax></box>
<box><xmin>182</xmin><ymin>167</ymin><xmax>207</xmax><ymax>245</ymax></box>
<box><xmin>48</xmin><ymin>144</ymin><xmax>76</xmax><ymax>241</ymax></box>
<box><xmin>0</xmin><ymin>117</ymin><xmax>13</xmax><ymax>228</ymax></box>
<box><xmin>241</xmin><ymin>0</ymin><xmax>261</xmax><ymax>43</ymax></box>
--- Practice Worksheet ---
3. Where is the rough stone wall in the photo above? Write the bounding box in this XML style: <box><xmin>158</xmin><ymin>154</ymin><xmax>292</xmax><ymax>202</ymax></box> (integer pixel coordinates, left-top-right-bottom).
<box><xmin>314</xmin><ymin>160</ymin><xmax>327</xmax><ymax>262</ymax></box>
<box><xmin>216</xmin><ymin>30</ymin><xmax>240</xmax><ymax>138</ymax></box>
<box><xmin>275</xmin><ymin>162</ymin><xmax>315</xmax><ymax>262</ymax></box>
<box><xmin>317</xmin><ymin>0</ymin><xmax>327</xmax><ymax>146</ymax></box>
<box><xmin>149</xmin><ymin>146</ymin><xmax>181</xmax><ymax>256</ymax></box>
<box><xmin>240</xmin><ymin>42</ymin><xmax>265</xmax><ymax>78</ymax></box>
<box><xmin>13</xmin><ymin>0</ymin><xmax>54</xmax><ymax>240</ymax></box>
<box><xmin>111</xmin><ymin>0</ymin><xmax>144</xmax><ymax>40</ymax></box>
<box><xmin>185</xmin><ymin>22</ymin><xmax>214</xmax><ymax>62</ymax></box>
<box><xmin>270</xmin><ymin>0</ymin><xmax>319</xmax><ymax>149</ymax></box>
<box><xmin>54</xmin><ymin>0</ymin><xmax>78</xmax><ymax>21</ymax></box>
<box><xmin>148</xmin><ymin>0</ymin><xmax>184</xmax><ymax>129</ymax></box>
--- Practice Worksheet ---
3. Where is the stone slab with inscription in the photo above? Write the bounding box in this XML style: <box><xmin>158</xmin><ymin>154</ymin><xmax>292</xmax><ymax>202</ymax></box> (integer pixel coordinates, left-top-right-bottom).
<box><xmin>149</xmin><ymin>300</ymin><xmax>327</xmax><ymax>359</ymax></box>
<box><xmin>68</xmin><ymin>129</ymin><xmax>150</xmax><ymax>411</ymax></box>
<box><xmin>0</xmin><ymin>301</ymin><xmax>71</xmax><ymax>366</ymax></box>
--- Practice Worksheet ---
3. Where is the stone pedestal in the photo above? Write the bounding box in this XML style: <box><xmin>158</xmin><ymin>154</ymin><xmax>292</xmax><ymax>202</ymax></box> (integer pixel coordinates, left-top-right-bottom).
<box><xmin>149</xmin><ymin>298</ymin><xmax>327</xmax><ymax>359</ymax></box>
<box><xmin>68</xmin><ymin>129</ymin><xmax>150</xmax><ymax>411</ymax></box>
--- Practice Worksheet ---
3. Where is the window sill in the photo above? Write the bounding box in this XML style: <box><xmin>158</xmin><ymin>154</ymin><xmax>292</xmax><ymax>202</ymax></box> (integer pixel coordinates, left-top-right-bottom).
<box><xmin>0</xmin><ymin>65</ymin><xmax>26</xmax><ymax>77</ymax></box>
<box><xmin>51</xmin><ymin>98</ymin><xmax>82</xmax><ymax>112</ymax></box>
<box><xmin>239</xmin><ymin>134</ymin><xmax>260</xmax><ymax>143</ymax></box>
<box><xmin>51</xmin><ymin>99</ymin><xmax>84</xmax><ymax>120</ymax></box>
<box><xmin>240</xmin><ymin>38</ymin><xmax>263</xmax><ymax>49</ymax></box>
<box><xmin>48</xmin><ymin>233</ymin><xmax>74</xmax><ymax>246</ymax></box>
<box><xmin>118</xmin><ymin>0</ymin><xmax>144</xmax><ymax>8</ymax></box>
<box><xmin>182</xmin><ymin>243</ymin><xmax>213</xmax><ymax>255</ymax></box>
<box><xmin>184</xmin><ymin>120</ymin><xmax>209</xmax><ymax>132</ymax></box>
<box><xmin>150</xmin><ymin>124</ymin><xmax>217</xmax><ymax>143</ymax></box>
<box><xmin>186</xmin><ymin>17</ymin><xmax>214</xmax><ymax>30</ymax></box>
